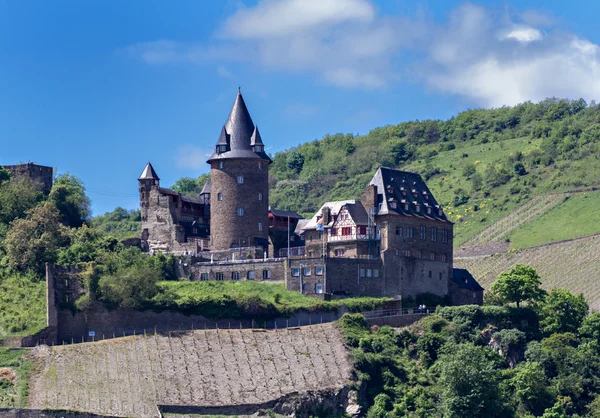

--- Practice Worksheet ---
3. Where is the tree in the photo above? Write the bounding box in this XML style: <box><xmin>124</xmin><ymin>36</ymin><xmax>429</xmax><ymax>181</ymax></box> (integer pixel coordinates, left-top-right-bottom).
<box><xmin>4</xmin><ymin>202</ymin><xmax>69</xmax><ymax>274</ymax></box>
<box><xmin>98</xmin><ymin>265</ymin><xmax>160</xmax><ymax>308</ymax></box>
<box><xmin>580</xmin><ymin>312</ymin><xmax>600</xmax><ymax>343</ymax></box>
<box><xmin>0</xmin><ymin>177</ymin><xmax>44</xmax><ymax>225</ymax></box>
<box><xmin>48</xmin><ymin>173</ymin><xmax>90</xmax><ymax>227</ymax></box>
<box><xmin>539</xmin><ymin>288</ymin><xmax>588</xmax><ymax>335</ymax></box>
<box><xmin>491</xmin><ymin>264</ymin><xmax>546</xmax><ymax>308</ymax></box>
<box><xmin>437</xmin><ymin>343</ymin><xmax>507</xmax><ymax>417</ymax></box>
<box><xmin>0</xmin><ymin>166</ymin><xmax>11</xmax><ymax>183</ymax></box>
<box><xmin>170</xmin><ymin>173</ymin><xmax>210</xmax><ymax>196</ymax></box>
<box><xmin>511</xmin><ymin>362</ymin><xmax>554</xmax><ymax>415</ymax></box>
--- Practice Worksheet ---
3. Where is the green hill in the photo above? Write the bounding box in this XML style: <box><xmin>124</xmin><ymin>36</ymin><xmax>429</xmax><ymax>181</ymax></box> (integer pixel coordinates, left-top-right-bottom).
<box><xmin>267</xmin><ymin>98</ymin><xmax>600</xmax><ymax>247</ymax></box>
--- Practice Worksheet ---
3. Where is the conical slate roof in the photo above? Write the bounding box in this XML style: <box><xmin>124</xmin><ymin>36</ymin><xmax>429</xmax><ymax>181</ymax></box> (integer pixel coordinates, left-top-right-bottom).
<box><xmin>200</xmin><ymin>178</ymin><xmax>211</xmax><ymax>195</ymax></box>
<box><xmin>250</xmin><ymin>126</ymin><xmax>264</xmax><ymax>146</ymax></box>
<box><xmin>139</xmin><ymin>162</ymin><xmax>160</xmax><ymax>180</ymax></box>
<box><xmin>207</xmin><ymin>91</ymin><xmax>271</xmax><ymax>163</ymax></box>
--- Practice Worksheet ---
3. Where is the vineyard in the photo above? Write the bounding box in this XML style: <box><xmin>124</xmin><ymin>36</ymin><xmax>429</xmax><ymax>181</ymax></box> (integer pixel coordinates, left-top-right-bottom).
<box><xmin>28</xmin><ymin>324</ymin><xmax>352</xmax><ymax>418</ymax></box>
<box><xmin>455</xmin><ymin>233</ymin><xmax>600</xmax><ymax>311</ymax></box>
<box><xmin>461</xmin><ymin>194</ymin><xmax>566</xmax><ymax>247</ymax></box>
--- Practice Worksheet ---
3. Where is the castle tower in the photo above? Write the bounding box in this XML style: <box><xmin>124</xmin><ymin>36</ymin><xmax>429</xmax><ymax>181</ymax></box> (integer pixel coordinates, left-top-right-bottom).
<box><xmin>138</xmin><ymin>162</ymin><xmax>160</xmax><ymax>223</ymax></box>
<box><xmin>207</xmin><ymin>91</ymin><xmax>271</xmax><ymax>253</ymax></box>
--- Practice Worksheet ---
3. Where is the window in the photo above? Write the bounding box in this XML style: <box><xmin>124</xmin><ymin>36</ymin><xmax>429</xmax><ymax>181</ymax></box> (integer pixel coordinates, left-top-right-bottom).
<box><xmin>218</xmin><ymin>193</ymin><xmax>223</xmax><ymax>201</ymax></box>
<box><xmin>258</xmin><ymin>192</ymin><xmax>263</xmax><ymax>201</ymax></box>
<box><xmin>429</xmin><ymin>270</ymin><xmax>432</xmax><ymax>278</ymax></box>
<box><xmin>442</xmin><ymin>229</ymin><xmax>449</xmax><ymax>243</ymax></box>
<box><xmin>331</xmin><ymin>228</ymin><xmax>337</xmax><ymax>236</ymax></box>
<box><xmin>303</xmin><ymin>267</ymin><xmax>311</xmax><ymax>276</ymax></box>
<box><xmin>441</xmin><ymin>253</ymin><xmax>447</xmax><ymax>263</ymax></box>
<box><xmin>237</xmin><ymin>208</ymin><xmax>244</xmax><ymax>216</ymax></box>
<box><xmin>439</xmin><ymin>272</ymin><xmax>443</xmax><ymax>280</ymax></box>
<box><xmin>416</xmin><ymin>250</ymin><xmax>422</xmax><ymax>258</ymax></box>
<box><xmin>373</xmin><ymin>269</ymin><xmax>379</xmax><ymax>278</ymax></box>
<box><xmin>335</xmin><ymin>249</ymin><xmax>345</xmax><ymax>257</ymax></box>
<box><xmin>291</xmin><ymin>268</ymin><xmax>300</xmax><ymax>277</ymax></box>
<box><xmin>390</xmin><ymin>201</ymin><xmax>397</xmax><ymax>209</ymax></box>
<box><xmin>358</xmin><ymin>226</ymin><xmax>366</xmax><ymax>234</ymax></box>
<box><xmin>258</xmin><ymin>161</ymin><xmax>263</xmax><ymax>169</ymax></box>
<box><xmin>219</xmin><ymin>161</ymin><xmax>224</xmax><ymax>169</ymax></box>
<box><xmin>404</xmin><ymin>249</ymin><xmax>411</xmax><ymax>257</ymax></box>
<box><xmin>342</xmin><ymin>227</ymin><xmax>351</xmax><ymax>235</ymax></box>
<box><xmin>416</xmin><ymin>205</ymin><xmax>421</xmax><ymax>213</ymax></box>
<box><xmin>367</xmin><ymin>269</ymin><xmax>372</xmax><ymax>277</ymax></box>
<box><xmin>420</xmin><ymin>225</ymin><xmax>426</xmax><ymax>239</ymax></box>
<box><xmin>262</xmin><ymin>270</ymin><xmax>271</xmax><ymax>280</ymax></box>
<box><xmin>360</xmin><ymin>268</ymin><xmax>365</xmax><ymax>277</ymax></box>
<box><xmin>258</xmin><ymin>222</ymin><xmax>262</xmax><ymax>232</ymax></box>
<box><xmin>237</xmin><ymin>176</ymin><xmax>244</xmax><ymax>184</ymax></box>
<box><xmin>200</xmin><ymin>273</ymin><xmax>208</xmax><ymax>281</ymax></box>
<box><xmin>247</xmin><ymin>271</ymin><xmax>255</xmax><ymax>280</ymax></box>
<box><xmin>255</xmin><ymin>146</ymin><xmax>264</xmax><ymax>153</ymax></box>
<box><xmin>396</xmin><ymin>226</ymin><xmax>402</xmax><ymax>236</ymax></box>
<box><xmin>216</xmin><ymin>272</ymin><xmax>224</xmax><ymax>281</ymax></box>
<box><xmin>438</xmin><ymin>208</ymin><xmax>443</xmax><ymax>216</ymax></box>
<box><xmin>232</xmin><ymin>272</ymin><xmax>240</xmax><ymax>281</ymax></box>
<box><xmin>431</xmin><ymin>227</ymin><xmax>437</xmax><ymax>241</ymax></box>
<box><xmin>427</xmin><ymin>207</ymin><xmax>432</xmax><ymax>215</ymax></box>
<box><xmin>316</xmin><ymin>283</ymin><xmax>323</xmax><ymax>294</ymax></box>
<box><xmin>315</xmin><ymin>266</ymin><xmax>323</xmax><ymax>275</ymax></box>
<box><xmin>404</xmin><ymin>203</ymin><xmax>409</xmax><ymax>211</ymax></box>
<box><xmin>303</xmin><ymin>283</ymin><xmax>311</xmax><ymax>292</ymax></box>
<box><xmin>407</xmin><ymin>228</ymin><xmax>414</xmax><ymax>238</ymax></box>
<box><xmin>308</xmin><ymin>251</ymin><xmax>313</xmax><ymax>257</ymax></box>
<box><xmin>430</xmin><ymin>252</ymin><xmax>435</xmax><ymax>261</ymax></box>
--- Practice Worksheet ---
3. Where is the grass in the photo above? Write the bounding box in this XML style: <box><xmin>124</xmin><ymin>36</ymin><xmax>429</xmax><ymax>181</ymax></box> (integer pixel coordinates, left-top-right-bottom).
<box><xmin>149</xmin><ymin>281</ymin><xmax>392</xmax><ymax>319</ymax></box>
<box><xmin>406</xmin><ymin>136</ymin><xmax>542</xmax><ymax>246</ymax></box>
<box><xmin>508</xmin><ymin>191</ymin><xmax>600</xmax><ymax>248</ymax></box>
<box><xmin>0</xmin><ymin>274</ymin><xmax>46</xmax><ymax>338</ymax></box>
<box><xmin>0</xmin><ymin>348</ymin><xmax>29</xmax><ymax>408</ymax></box>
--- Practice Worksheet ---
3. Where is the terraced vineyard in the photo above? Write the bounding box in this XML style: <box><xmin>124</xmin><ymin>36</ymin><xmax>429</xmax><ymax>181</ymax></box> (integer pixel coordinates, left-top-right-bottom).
<box><xmin>455</xmin><ymin>234</ymin><xmax>600</xmax><ymax>310</ymax></box>
<box><xmin>462</xmin><ymin>194</ymin><xmax>566</xmax><ymax>247</ymax></box>
<box><xmin>28</xmin><ymin>324</ymin><xmax>352</xmax><ymax>418</ymax></box>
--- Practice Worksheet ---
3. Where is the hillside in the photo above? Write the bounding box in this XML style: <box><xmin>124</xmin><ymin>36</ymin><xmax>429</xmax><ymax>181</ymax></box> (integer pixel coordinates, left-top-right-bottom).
<box><xmin>266</xmin><ymin>98</ymin><xmax>600</xmax><ymax>247</ymax></box>
<box><xmin>455</xmin><ymin>233</ymin><xmax>600</xmax><ymax>310</ymax></box>
<box><xmin>29</xmin><ymin>324</ymin><xmax>353</xmax><ymax>417</ymax></box>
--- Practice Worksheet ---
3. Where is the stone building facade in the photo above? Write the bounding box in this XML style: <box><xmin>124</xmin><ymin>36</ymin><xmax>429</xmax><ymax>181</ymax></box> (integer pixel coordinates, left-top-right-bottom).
<box><xmin>2</xmin><ymin>162</ymin><xmax>53</xmax><ymax>194</ymax></box>
<box><xmin>137</xmin><ymin>91</ymin><xmax>482</xmax><ymax>305</ymax></box>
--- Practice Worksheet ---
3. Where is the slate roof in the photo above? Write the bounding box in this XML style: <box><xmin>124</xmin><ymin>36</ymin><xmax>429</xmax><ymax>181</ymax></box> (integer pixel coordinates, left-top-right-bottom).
<box><xmin>450</xmin><ymin>268</ymin><xmax>484</xmax><ymax>291</ymax></box>
<box><xmin>200</xmin><ymin>179</ymin><xmax>211</xmax><ymax>195</ymax></box>
<box><xmin>270</xmin><ymin>208</ymin><xmax>303</xmax><ymax>219</ymax></box>
<box><xmin>370</xmin><ymin>167</ymin><xmax>450</xmax><ymax>223</ymax></box>
<box><xmin>345</xmin><ymin>203</ymin><xmax>369</xmax><ymax>225</ymax></box>
<box><xmin>139</xmin><ymin>162</ymin><xmax>160</xmax><ymax>180</ymax></box>
<box><xmin>207</xmin><ymin>91</ymin><xmax>271</xmax><ymax>163</ymax></box>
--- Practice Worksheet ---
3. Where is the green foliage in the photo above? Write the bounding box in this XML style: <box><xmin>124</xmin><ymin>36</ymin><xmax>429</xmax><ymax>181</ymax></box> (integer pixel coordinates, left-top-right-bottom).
<box><xmin>99</xmin><ymin>265</ymin><xmax>160</xmax><ymax>309</ymax></box>
<box><xmin>0</xmin><ymin>349</ymin><xmax>30</xmax><ymax>408</ymax></box>
<box><xmin>4</xmin><ymin>202</ymin><xmax>69</xmax><ymax>274</ymax></box>
<box><xmin>148</xmin><ymin>282</ymin><xmax>390</xmax><ymax>320</ymax></box>
<box><xmin>511</xmin><ymin>362</ymin><xmax>554</xmax><ymax>416</ymax></box>
<box><xmin>48</xmin><ymin>173</ymin><xmax>91</xmax><ymax>227</ymax></box>
<box><xmin>0</xmin><ymin>273</ymin><xmax>45</xmax><ymax>335</ymax></box>
<box><xmin>539</xmin><ymin>288</ymin><xmax>589</xmax><ymax>335</ymax></box>
<box><xmin>437</xmin><ymin>343</ymin><xmax>507</xmax><ymax>417</ymax></box>
<box><xmin>0</xmin><ymin>177</ymin><xmax>44</xmax><ymax>227</ymax></box>
<box><xmin>580</xmin><ymin>312</ymin><xmax>600</xmax><ymax>343</ymax></box>
<box><xmin>170</xmin><ymin>173</ymin><xmax>209</xmax><ymax>196</ymax></box>
<box><xmin>491</xmin><ymin>264</ymin><xmax>546</xmax><ymax>308</ymax></box>
<box><xmin>0</xmin><ymin>167</ymin><xmax>10</xmax><ymax>183</ymax></box>
<box><xmin>90</xmin><ymin>207</ymin><xmax>141</xmax><ymax>240</ymax></box>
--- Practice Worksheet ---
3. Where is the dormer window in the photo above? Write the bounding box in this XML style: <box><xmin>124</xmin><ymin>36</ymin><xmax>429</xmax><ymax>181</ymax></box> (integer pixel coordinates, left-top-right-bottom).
<box><xmin>218</xmin><ymin>161</ymin><xmax>224</xmax><ymax>169</ymax></box>
<box><xmin>404</xmin><ymin>203</ymin><xmax>409</xmax><ymax>211</ymax></box>
<box><xmin>427</xmin><ymin>207</ymin><xmax>432</xmax><ymax>215</ymax></box>
<box><xmin>390</xmin><ymin>201</ymin><xmax>398</xmax><ymax>209</ymax></box>
<box><xmin>254</xmin><ymin>145</ymin><xmax>263</xmax><ymax>152</ymax></box>
<box><xmin>217</xmin><ymin>145</ymin><xmax>227</xmax><ymax>153</ymax></box>
<box><xmin>415</xmin><ymin>204</ymin><xmax>421</xmax><ymax>213</ymax></box>
<box><xmin>438</xmin><ymin>209</ymin><xmax>443</xmax><ymax>216</ymax></box>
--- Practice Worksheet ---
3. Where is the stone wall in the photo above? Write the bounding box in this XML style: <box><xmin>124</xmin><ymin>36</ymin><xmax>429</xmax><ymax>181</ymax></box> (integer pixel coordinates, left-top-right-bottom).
<box><xmin>2</xmin><ymin>163</ymin><xmax>53</xmax><ymax>194</ymax></box>
<box><xmin>209</xmin><ymin>159</ymin><xmax>269</xmax><ymax>251</ymax></box>
<box><xmin>188</xmin><ymin>258</ymin><xmax>287</xmax><ymax>282</ymax></box>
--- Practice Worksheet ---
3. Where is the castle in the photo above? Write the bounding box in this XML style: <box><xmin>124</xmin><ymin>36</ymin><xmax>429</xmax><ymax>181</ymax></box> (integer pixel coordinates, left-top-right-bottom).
<box><xmin>1</xmin><ymin>162</ymin><xmax>53</xmax><ymax>194</ymax></box>
<box><xmin>139</xmin><ymin>91</ymin><xmax>483</xmax><ymax>305</ymax></box>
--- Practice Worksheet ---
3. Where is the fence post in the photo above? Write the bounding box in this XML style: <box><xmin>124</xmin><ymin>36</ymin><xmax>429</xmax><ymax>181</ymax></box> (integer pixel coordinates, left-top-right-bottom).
<box><xmin>286</xmin><ymin>319</ymin><xmax>289</xmax><ymax>329</ymax></box>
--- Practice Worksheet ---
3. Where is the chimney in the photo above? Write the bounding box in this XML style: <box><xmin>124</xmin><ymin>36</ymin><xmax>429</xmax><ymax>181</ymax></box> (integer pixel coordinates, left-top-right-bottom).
<box><xmin>322</xmin><ymin>207</ymin><xmax>330</xmax><ymax>226</ymax></box>
<box><xmin>361</xmin><ymin>184</ymin><xmax>378</xmax><ymax>211</ymax></box>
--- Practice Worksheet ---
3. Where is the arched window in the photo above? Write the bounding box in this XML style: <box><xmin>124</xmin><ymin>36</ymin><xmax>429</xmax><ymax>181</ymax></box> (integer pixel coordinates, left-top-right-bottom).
<box><xmin>237</xmin><ymin>208</ymin><xmax>244</xmax><ymax>216</ymax></box>
<box><xmin>258</xmin><ymin>192</ymin><xmax>263</xmax><ymax>201</ymax></box>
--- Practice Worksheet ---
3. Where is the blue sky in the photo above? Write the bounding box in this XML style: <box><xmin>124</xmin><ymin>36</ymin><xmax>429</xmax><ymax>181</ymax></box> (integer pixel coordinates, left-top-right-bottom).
<box><xmin>1</xmin><ymin>0</ymin><xmax>600</xmax><ymax>215</ymax></box>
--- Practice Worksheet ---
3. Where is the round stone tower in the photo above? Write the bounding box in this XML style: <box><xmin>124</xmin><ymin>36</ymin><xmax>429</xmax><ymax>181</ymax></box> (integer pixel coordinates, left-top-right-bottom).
<box><xmin>207</xmin><ymin>91</ymin><xmax>271</xmax><ymax>253</ymax></box>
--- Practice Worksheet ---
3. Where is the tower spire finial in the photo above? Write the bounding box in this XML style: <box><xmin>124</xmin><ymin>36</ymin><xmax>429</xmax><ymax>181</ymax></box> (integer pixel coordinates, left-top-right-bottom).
<box><xmin>238</xmin><ymin>85</ymin><xmax>241</xmax><ymax>93</ymax></box>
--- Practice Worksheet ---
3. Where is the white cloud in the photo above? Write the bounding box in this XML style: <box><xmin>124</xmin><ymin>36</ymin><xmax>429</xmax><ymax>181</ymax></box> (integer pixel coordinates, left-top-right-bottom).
<box><xmin>221</xmin><ymin>0</ymin><xmax>375</xmax><ymax>39</ymax></box>
<box><xmin>282</xmin><ymin>103</ymin><xmax>319</xmax><ymax>119</ymax></box>
<box><xmin>423</xmin><ymin>4</ymin><xmax>600</xmax><ymax>107</ymax></box>
<box><xmin>121</xmin><ymin>2</ymin><xmax>600</xmax><ymax>106</ymax></box>
<box><xmin>216</xmin><ymin>65</ymin><xmax>233</xmax><ymax>78</ymax></box>
<box><xmin>499</xmin><ymin>26</ymin><xmax>543</xmax><ymax>43</ymax></box>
